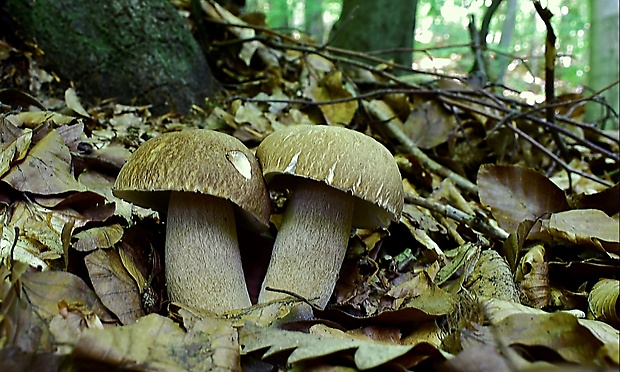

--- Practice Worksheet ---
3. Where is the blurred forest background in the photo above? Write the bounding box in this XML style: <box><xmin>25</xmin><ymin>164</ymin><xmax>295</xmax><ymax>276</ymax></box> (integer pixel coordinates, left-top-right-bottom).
<box><xmin>241</xmin><ymin>0</ymin><xmax>619</xmax><ymax>128</ymax></box>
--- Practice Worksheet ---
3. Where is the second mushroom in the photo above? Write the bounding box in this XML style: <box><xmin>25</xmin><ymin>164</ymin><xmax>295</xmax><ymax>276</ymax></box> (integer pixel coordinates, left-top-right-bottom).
<box><xmin>256</xmin><ymin>125</ymin><xmax>404</xmax><ymax>309</ymax></box>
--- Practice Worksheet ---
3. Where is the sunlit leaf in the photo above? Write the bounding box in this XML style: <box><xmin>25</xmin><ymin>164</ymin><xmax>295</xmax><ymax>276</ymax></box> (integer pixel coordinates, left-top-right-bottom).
<box><xmin>64</xmin><ymin>87</ymin><xmax>90</xmax><ymax>117</ymax></box>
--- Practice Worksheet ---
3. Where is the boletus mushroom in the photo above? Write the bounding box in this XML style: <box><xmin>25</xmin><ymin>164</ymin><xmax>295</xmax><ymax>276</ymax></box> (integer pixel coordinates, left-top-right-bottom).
<box><xmin>113</xmin><ymin>130</ymin><xmax>270</xmax><ymax>313</ymax></box>
<box><xmin>256</xmin><ymin>125</ymin><xmax>404</xmax><ymax>309</ymax></box>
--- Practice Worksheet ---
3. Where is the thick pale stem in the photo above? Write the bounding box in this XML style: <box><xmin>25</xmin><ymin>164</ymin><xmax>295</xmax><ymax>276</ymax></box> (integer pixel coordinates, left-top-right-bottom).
<box><xmin>258</xmin><ymin>181</ymin><xmax>354</xmax><ymax>309</ymax></box>
<box><xmin>165</xmin><ymin>192</ymin><xmax>251</xmax><ymax>313</ymax></box>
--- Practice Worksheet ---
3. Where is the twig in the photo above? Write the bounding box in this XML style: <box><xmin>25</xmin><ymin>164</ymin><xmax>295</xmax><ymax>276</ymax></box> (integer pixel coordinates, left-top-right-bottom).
<box><xmin>405</xmin><ymin>192</ymin><xmax>509</xmax><ymax>240</ymax></box>
<box><xmin>363</xmin><ymin>100</ymin><xmax>479</xmax><ymax>195</ymax></box>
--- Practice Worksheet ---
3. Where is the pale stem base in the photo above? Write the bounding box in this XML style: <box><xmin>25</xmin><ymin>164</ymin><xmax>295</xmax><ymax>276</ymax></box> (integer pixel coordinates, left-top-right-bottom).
<box><xmin>258</xmin><ymin>181</ymin><xmax>354</xmax><ymax>309</ymax></box>
<box><xmin>165</xmin><ymin>191</ymin><xmax>251</xmax><ymax>313</ymax></box>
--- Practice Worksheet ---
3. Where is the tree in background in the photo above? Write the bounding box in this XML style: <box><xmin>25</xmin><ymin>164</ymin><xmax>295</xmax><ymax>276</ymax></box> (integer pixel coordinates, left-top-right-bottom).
<box><xmin>585</xmin><ymin>0</ymin><xmax>619</xmax><ymax>129</ymax></box>
<box><xmin>329</xmin><ymin>0</ymin><xmax>417</xmax><ymax>70</ymax></box>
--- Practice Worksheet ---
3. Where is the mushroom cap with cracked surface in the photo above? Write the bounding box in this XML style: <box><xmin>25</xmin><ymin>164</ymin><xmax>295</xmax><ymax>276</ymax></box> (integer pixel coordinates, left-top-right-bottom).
<box><xmin>113</xmin><ymin>129</ymin><xmax>270</xmax><ymax>227</ymax></box>
<box><xmin>256</xmin><ymin>125</ymin><xmax>403</xmax><ymax>228</ymax></box>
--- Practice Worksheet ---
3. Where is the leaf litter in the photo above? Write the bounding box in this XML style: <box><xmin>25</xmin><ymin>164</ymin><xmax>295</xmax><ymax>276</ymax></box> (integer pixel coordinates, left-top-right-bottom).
<box><xmin>0</xmin><ymin>1</ymin><xmax>618</xmax><ymax>370</ymax></box>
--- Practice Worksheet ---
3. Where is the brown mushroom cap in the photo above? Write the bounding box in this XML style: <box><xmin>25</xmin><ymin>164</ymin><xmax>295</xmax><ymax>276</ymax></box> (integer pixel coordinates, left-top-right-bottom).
<box><xmin>113</xmin><ymin>129</ymin><xmax>270</xmax><ymax>227</ymax></box>
<box><xmin>256</xmin><ymin>125</ymin><xmax>404</xmax><ymax>228</ymax></box>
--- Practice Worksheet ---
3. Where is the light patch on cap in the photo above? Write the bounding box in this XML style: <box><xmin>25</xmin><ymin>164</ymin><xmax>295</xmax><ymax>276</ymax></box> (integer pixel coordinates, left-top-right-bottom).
<box><xmin>284</xmin><ymin>151</ymin><xmax>301</xmax><ymax>174</ymax></box>
<box><xmin>326</xmin><ymin>163</ymin><xmax>336</xmax><ymax>184</ymax></box>
<box><xmin>227</xmin><ymin>150</ymin><xmax>252</xmax><ymax>179</ymax></box>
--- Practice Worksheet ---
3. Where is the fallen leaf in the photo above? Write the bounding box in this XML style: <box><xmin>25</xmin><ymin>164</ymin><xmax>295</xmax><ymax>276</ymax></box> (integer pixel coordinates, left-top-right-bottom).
<box><xmin>588</xmin><ymin>279</ymin><xmax>619</xmax><ymax>326</ymax></box>
<box><xmin>542</xmin><ymin>209</ymin><xmax>619</xmax><ymax>254</ymax></box>
<box><xmin>84</xmin><ymin>248</ymin><xmax>144</xmax><ymax>325</ymax></box>
<box><xmin>477</xmin><ymin>164</ymin><xmax>569</xmax><ymax>233</ymax></box>
<box><xmin>72</xmin><ymin>224</ymin><xmax>124</xmax><ymax>252</ymax></box>
<box><xmin>308</xmin><ymin>71</ymin><xmax>357</xmax><ymax>126</ymax></box>
<box><xmin>65</xmin><ymin>87</ymin><xmax>90</xmax><ymax>117</ymax></box>
<box><xmin>240</xmin><ymin>322</ymin><xmax>438</xmax><ymax>369</ymax></box>
<box><xmin>2</xmin><ymin>129</ymin><xmax>85</xmax><ymax>195</ymax></box>
<box><xmin>0</xmin><ymin>127</ymin><xmax>32</xmax><ymax>178</ymax></box>
<box><xmin>70</xmin><ymin>313</ymin><xmax>239</xmax><ymax>370</ymax></box>
<box><xmin>404</xmin><ymin>100</ymin><xmax>457</xmax><ymax>149</ymax></box>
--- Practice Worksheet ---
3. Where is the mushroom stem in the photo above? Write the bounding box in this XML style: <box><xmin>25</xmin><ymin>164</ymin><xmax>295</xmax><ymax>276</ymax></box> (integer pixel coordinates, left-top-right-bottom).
<box><xmin>165</xmin><ymin>191</ymin><xmax>251</xmax><ymax>313</ymax></box>
<box><xmin>258</xmin><ymin>180</ymin><xmax>354</xmax><ymax>309</ymax></box>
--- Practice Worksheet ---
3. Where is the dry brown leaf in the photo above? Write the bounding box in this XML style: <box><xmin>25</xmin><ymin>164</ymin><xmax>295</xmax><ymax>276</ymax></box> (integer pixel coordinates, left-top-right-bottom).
<box><xmin>517</xmin><ymin>244</ymin><xmax>550</xmax><ymax>308</ymax></box>
<box><xmin>481</xmin><ymin>298</ymin><xmax>619</xmax><ymax>366</ymax></box>
<box><xmin>0</xmin><ymin>127</ymin><xmax>32</xmax><ymax>178</ymax></box>
<box><xmin>240</xmin><ymin>322</ymin><xmax>436</xmax><ymax>369</ymax></box>
<box><xmin>307</xmin><ymin>71</ymin><xmax>358</xmax><ymax>126</ymax></box>
<box><xmin>2</xmin><ymin>129</ymin><xmax>85</xmax><ymax>194</ymax></box>
<box><xmin>64</xmin><ymin>87</ymin><xmax>90</xmax><ymax>117</ymax></box>
<box><xmin>84</xmin><ymin>248</ymin><xmax>144</xmax><ymax>325</ymax></box>
<box><xmin>70</xmin><ymin>313</ymin><xmax>239</xmax><ymax>370</ymax></box>
<box><xmin>0</xmin><ymin>263</ymin><xmax>52</xmax><ymax>352</ymax></box>
<box><xmin>477</xmin><ymin>164</ymin><xmax>569</xmax><ymax>233</ymax></box>
<box><xmin>72</xmin><ymin>224</ymin><xmax>124</xmax><ymax>252</ymax></box>
<box><xmin>588</xmin><ymin>279</ymin><xmax>620</xmax><ymax>325</ymax></box>
<box><xmin>404</xmin><ymin>100</ymin><xmax>457</xmax><ymax>149</ymax></box>
<box><xmin>494</xmin><ymin>311</ymin><xmax>616</xmax><ymax>366</ymax></box>
<box><xmin>542</xmin><ymin>209</ymin><xmax>620</xmax><ymax>255</ymax></box>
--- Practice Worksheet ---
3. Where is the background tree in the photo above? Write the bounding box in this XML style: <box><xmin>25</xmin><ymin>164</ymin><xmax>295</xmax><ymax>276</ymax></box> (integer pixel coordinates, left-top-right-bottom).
<box><xmin>329</xmin><ymin>0</ymin><xmax>417</xmax><ymax>70</ymax></box>
<box><xmin>585</xmin><ymin>0</ymin><xmax>619</xmax><ymax>129</ymax></box>
<box><xmin>3</xmin><ymin>0</ymin><xmax>218</xmax><ymax>114</ymax></box>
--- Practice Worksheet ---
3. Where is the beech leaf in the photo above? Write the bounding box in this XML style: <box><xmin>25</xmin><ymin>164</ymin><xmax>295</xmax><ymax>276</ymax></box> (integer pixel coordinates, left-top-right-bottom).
<box><xmin>477</xmin><ymin>164</ymin><xmax>569</xmax><ymax>233</ymax></box>
<box><xmin>71</xmin><ymin>313</ymin><xmax>239</xmax><ymax>370</ymax></box>
<box><xmin>84</xmin><ymin>249</ymin><xmax>144</xmax><ymax>325</ymax></box>
<box><xmin>2</xmin><ymin>129</ymin><xmax>85</xmax><ymax>195</ymax></box>
<box><xmin>240</xmin><ymin>322</ymin><xmax>433</xmax><ymax>369</ymax></box>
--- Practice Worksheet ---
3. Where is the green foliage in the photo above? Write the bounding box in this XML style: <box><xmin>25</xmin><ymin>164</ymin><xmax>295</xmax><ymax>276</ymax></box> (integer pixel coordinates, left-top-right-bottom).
<box><xmin>247</xmin><ymin>0</ymin><xmax>591</xmax><ymax>97</ymax></box>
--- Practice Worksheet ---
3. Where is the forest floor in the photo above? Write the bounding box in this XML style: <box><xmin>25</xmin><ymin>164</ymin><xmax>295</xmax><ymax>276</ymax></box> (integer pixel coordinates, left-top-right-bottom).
<box><xmin>0</xmin><ymin>3</ymin><xmax>619</xmax><ymax>371</ymax></box>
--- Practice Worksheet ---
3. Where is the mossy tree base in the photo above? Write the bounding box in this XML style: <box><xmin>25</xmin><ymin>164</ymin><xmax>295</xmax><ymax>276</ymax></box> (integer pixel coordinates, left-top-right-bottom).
<box><xmin>4</xmin><ymin>0</ymin><xmax>217</xmax><ymax>114</ymax></box>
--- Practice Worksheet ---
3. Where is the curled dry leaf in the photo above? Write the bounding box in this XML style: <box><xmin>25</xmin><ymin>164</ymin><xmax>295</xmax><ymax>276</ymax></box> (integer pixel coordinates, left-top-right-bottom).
<box><xmin>542</xmin><ymin>209</ymin><xmax>620</xmax><ymax>255</ymax></box>
<box><xmin>477</xmin><ymin>164</ymin><xmax>569</xmax><ymax>234</ymax></box>
<box><xmin>517</xmin><ymin>244</ymin><xmax>550</xmax><ymax>308</ymax></box>
<box><xmin>588</xmin><ymin>279</ymin><xmax>620</xmax><ymax>326</ymax></box>
<box><xmin>84</xmin><ymin>248</ymin><xmax>144</xmax><ymax>325</ymax></box>
<box><xmin>481</xmin><ymin>298</ymin><xmax>619</xmax><ymax>366</ymax></box>
<box><xmin>494</xmin><ymin>311</ymin><xmax>617</xmax><ymax>367</ymax></box>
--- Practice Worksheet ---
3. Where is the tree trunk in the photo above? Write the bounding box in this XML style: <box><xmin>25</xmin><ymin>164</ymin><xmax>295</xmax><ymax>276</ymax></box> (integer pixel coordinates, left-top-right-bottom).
<box><xmin>304</xmin><ymin>0</ymin><xmax>325</xmax><ymax>43</ymax></box>
<box><xmin>585</xmin><ymin>0</ymin><xmax>619</xmax><ymax>129</ymax></box>
<box><xmin>3</xmin><ymin>0</ymin><xmax>218</xmax><ymax>114</ymax></box>
<box><xmin>329</xmin><ymin>0</ymin><xmax>417</xmax><ymax>71</ymax></box>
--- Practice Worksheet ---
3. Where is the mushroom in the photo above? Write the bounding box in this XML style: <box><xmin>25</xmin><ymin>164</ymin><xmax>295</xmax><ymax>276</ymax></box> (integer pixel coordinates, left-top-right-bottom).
<box><xmin>256</xmin><ymin>125</ymin><xmax>404</xmax><ymax>309</ymax></box>
<box><xmin>113</xmin><ymin>130</ymin><xmax>270</xmax><ymax>313</ymax></box>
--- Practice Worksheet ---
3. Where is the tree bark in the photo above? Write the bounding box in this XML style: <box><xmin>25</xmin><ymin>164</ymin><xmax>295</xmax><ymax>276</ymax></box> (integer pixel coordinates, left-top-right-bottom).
<box><xmin>3</xmin><ymin>0</ymin><xmax>218</xmax><ymax>114</ymax></box>
<box><xmin>329</xmin><ymin>0</ymin><xmax>417</xmax><ymax>71</ymax></box>
<box><xmin>585</xmin><ymin>0</ymin><xmax>619</xmax><ymax>129</ymax></box>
